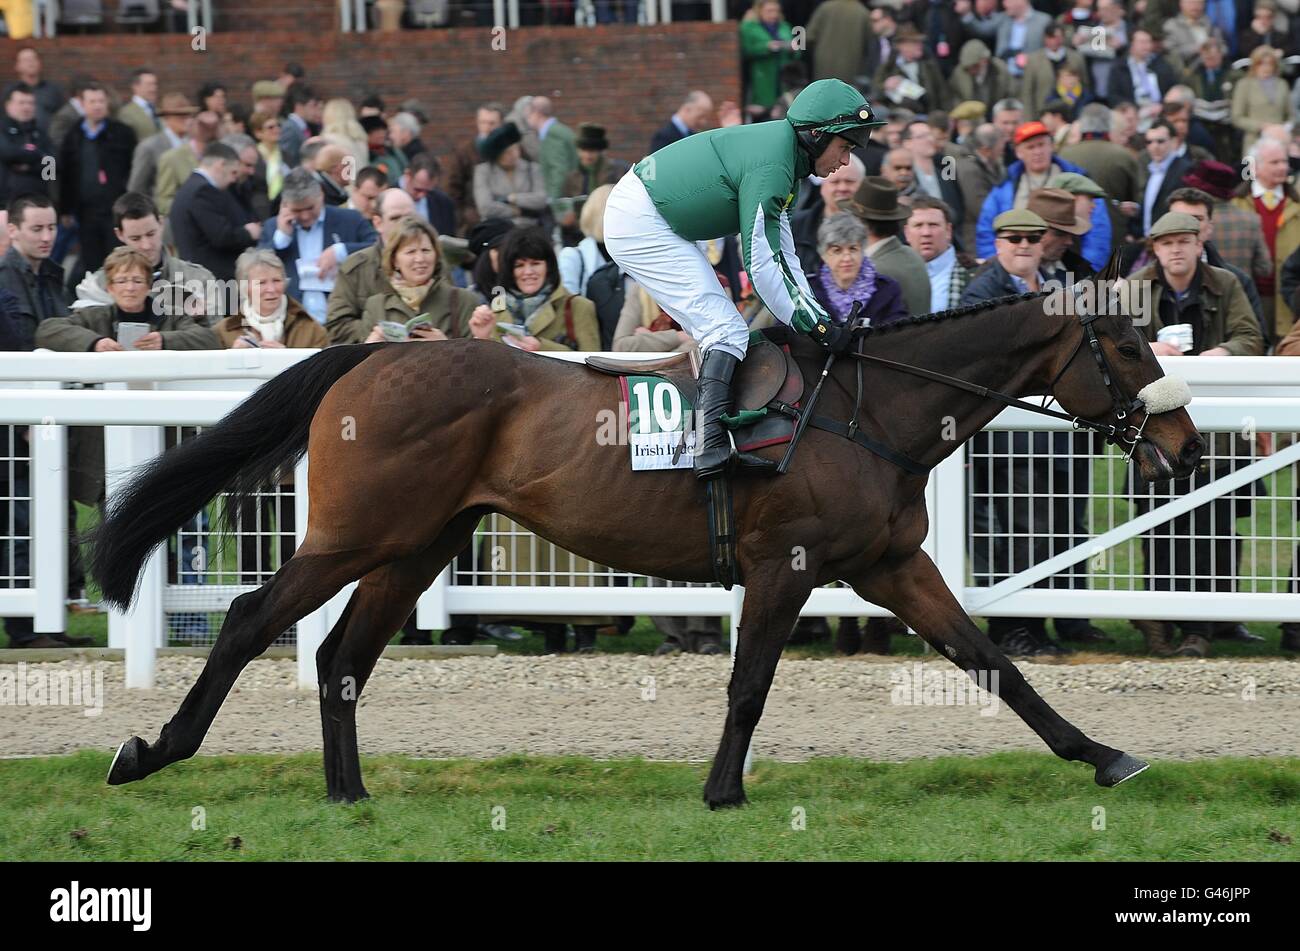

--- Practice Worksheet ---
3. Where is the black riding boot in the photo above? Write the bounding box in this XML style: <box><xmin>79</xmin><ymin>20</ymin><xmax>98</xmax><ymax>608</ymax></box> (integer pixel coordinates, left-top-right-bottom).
<box><xmin>694</xmin><ymin>349</ymin><xmax>778</xmax><ymax>479</ymax></box>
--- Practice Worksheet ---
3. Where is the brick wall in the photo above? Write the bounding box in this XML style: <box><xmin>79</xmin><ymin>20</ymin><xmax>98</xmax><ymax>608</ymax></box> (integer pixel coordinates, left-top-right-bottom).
<box><xmin>3</xmin><ymin>23</ymin><xmax>741</xmax><ymax>162</ymax></box>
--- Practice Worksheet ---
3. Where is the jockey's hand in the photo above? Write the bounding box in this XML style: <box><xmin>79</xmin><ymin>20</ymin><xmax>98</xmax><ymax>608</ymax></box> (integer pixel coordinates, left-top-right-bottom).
<box><xmin>809</xmin><ymin>320</ymin><xmax>854</xmax><ymax>355</ymax></box>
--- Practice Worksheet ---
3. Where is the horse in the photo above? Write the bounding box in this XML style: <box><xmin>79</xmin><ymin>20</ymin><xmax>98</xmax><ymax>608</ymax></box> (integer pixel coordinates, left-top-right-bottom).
<box><xmin>89</xmin><ymin>276</ymin><xmax>1204</xmax><ymax>808</ymax></box>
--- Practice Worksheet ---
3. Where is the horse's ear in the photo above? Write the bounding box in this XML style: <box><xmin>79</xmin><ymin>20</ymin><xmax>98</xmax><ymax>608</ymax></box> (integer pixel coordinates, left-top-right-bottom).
<box><xmin>1095</xmin><ymin>248</ymin><xmax>1123</xmax><ymax>285</ymax></box>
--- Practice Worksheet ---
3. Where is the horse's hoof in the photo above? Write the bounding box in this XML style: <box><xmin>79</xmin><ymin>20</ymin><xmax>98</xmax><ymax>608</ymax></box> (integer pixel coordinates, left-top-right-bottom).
<box><xmin>704</xmin><ymin>789</ymin><xmax>748</xmax><ymax>810</ymax></box>
<box><xmin>1096</xmin><ymin>752</ymin><xmax>1149</xmax><ymax>788</ymax></box>
<box><xmin>107</xmin><ymin>736</ymin><xmax>147</xmax><ymax>785</ymax></box>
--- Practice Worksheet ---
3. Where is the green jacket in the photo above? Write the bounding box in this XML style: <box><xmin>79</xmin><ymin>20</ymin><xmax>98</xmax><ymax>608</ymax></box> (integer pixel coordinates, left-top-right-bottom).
<box><xmin>538</xmin><ymin>120</ymin><xmax>578</xmax><ymax>200</ymax></box>
<box><xmin>34</xmin><ymin>302</ymin><xmax>220</xmax><ymax>351</ymax></box>
<box><xmin>359</xmin><ymin>255</ymin><xmax>481</xmax><ymax>341</ymax></box>
<box><xmin>325</xmin><ymin>243</ymin><xmax>392</xmax><ymax>344</ymax></box>
<box><xmin>634</xmin><ymin>119</ymin><xmax>827</xmax><ymax>333</ymax></box>
<box><xmin>740</xmin><ymin>18</ymin><xmax>796</xmax><ymax>109</ymax></box>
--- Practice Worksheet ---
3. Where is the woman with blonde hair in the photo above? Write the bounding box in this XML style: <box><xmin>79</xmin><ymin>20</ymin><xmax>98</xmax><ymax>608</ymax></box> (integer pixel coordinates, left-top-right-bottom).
<box><xmin>1232</xmin><ymin>45</ymin><xmax>1292</xmax><ymax>152</ymax></box>
<box><xmin>558</xmin><ymin>183</ymin><xmax>613</xmax><ymax>296</ymax></box>
<box><xmin>361</xmin><ymin>216</ymin><xmax>483</xmax><ymax>342</ymax></box>
<box><xmin>321</xmin><ymin>97</ymin><xmax>368</xmax><ymax>171</ymax></box>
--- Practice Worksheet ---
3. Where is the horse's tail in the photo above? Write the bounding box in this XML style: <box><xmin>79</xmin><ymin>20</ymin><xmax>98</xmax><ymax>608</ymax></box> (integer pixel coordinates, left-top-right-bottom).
<box><xmin>85</xmin><ymin>344</ymin><xmax>382</xmax><ymax>610</ymax></box>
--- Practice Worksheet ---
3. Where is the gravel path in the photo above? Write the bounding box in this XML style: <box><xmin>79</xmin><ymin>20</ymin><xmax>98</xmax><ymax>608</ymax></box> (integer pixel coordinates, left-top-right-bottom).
<box><xmin>2</xmin><ymin>654</ymin><xmax>1297</xmax><ymax>762</ymax></box>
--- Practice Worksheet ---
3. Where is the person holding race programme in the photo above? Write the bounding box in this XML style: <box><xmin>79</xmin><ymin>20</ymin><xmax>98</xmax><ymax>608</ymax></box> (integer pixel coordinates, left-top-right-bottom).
<box><xmin>604</xmin><ymin>78</ymin><xmax>885</xmax><ymax>480</ymax></box>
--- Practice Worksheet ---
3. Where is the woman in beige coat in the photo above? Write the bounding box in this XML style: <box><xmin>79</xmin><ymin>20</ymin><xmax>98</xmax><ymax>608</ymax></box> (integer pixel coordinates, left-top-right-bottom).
<box><xmin>1231</xmin><ymin>45</ymin><xmax>1292</xmax><ymax>152</ymax></box>
<box><xmin>360</xmin><ymin>216</ymin><xmax>483</xmax><ymax>342</ymax></box>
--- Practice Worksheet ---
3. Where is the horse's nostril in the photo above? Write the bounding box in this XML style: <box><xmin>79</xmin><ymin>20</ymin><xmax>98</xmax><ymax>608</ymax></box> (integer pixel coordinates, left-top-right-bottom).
<box><xmin>1180</xmin><ymin>436</ymin><xmax>1205</xmax><ymax>465</ymax></box>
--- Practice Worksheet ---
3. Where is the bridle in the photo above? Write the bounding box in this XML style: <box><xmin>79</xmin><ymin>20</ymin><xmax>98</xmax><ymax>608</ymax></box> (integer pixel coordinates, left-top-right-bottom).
<box><xmin>845</xmin><ymin>300</ymin><xmax>1158</xmax><ymax>462</ymax></box>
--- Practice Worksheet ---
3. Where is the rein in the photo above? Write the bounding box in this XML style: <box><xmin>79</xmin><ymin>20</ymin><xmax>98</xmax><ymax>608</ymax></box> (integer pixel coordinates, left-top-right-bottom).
<box><xmin>845</xmin><ymin>309</ymin><xmax>1152</xmax><ymax>460</ymax></box>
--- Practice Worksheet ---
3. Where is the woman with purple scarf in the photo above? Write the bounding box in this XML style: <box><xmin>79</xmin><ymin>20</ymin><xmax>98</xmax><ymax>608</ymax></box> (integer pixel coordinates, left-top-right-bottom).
<box><xmin>809</xmin><ymin>212</ymin><xmax>908</xmax><ymax>327</ymax></box>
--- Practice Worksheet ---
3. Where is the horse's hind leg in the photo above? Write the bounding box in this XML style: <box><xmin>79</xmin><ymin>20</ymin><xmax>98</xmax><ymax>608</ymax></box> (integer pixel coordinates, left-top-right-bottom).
<box><xmin>107</xmin><ymin>544</ymin><xmax>384</xmax><ymax>786</ymax></box>
<box><xmin>317</xmin><ymin>511</ymin><xmax>481</xmax><ymax>803</ymax></box>
<box><xmin>850</xmin><ymin>549</ymin><xmax>1146</xmax><ymax>787</ymax></box>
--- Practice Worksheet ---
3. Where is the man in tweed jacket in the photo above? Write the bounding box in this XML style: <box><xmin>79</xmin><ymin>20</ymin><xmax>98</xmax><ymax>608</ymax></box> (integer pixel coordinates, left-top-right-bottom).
<box><xmin>903</xmin><ymin>195</ymin><xmax>973</xmax><ymax>313</ymax></box>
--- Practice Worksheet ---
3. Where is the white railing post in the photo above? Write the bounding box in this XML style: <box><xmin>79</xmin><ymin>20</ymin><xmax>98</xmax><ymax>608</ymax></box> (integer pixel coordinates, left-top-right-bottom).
<box><xmin>711</xmin><ymin>0</ymin><xmax>724</xmax><ymax>22</ymax></box>
<box><xmin>659</xmin><ymin>0</ymin><xmax>672</xmax><ymax>23</ymax></box>
<box><xmin>730</xmin><ymin>584</ymin><xmax>753</xmax><ymax>774</ymax></box>
<box><xmin>29</xmin><ymin>386</ymin><xmax>67</xmax><ymax>635</ymax></box>
<box><xmin>293</xmin><ymin>454</ymin><xmax>326</xmax><ymax>689</ymax></box>
<box><xmin>416</xmin><ymin>565</ymin><xmax>452</xmax><ymax>631</ymax></box>
<box><xmin>494</xmin><ymin>0</ymin><xmax>506</xmax><ymax>29</ymax></box>
<box><xmin>931</xmin><ymin>451</ymin><xmax>968</xmax><ymax>610</ymax></box>
<box><xmin>340</xmin><ymin>0</ymin><xmax>353</xmax><ymax>31</ymax></box>
<box><xmin>508</xmin><ymin>0</ymin><xmax>520</xmax><ymax>29</ymax></box>
<box><xmin>104</xmin><ymin>420</ymin><xmax>164</xmax><ymax>688</ymax></box>
<box><xmin>355</xmin><ymin>0</ymin><xmax>368</xmax><ymax>32</ymax></box>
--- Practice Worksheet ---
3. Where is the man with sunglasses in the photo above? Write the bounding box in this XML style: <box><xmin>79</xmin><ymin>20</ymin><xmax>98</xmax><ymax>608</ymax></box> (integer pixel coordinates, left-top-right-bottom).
<box><xmin>960</xmin><ymin>208</ymin><xmax>1050</xmax><ymax>305</ymax></box>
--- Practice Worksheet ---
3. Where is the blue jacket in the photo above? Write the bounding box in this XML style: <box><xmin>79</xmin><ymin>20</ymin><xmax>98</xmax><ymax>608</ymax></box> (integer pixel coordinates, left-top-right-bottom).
<box><xmin>257</xmin><ymin>205</ymin><xmax>378</xmax><ymax>303</ymax></box>
<box><xmin>975</xmin><ymin>156</ymin><xmax>1111</xmax><ymax>271</ymax></box>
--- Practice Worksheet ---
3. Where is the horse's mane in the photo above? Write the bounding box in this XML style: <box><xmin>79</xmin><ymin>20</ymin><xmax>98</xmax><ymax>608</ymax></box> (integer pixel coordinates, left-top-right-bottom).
<box><xmin>854</xmin><ymin>291</ymin><xmax>1051</xmax><ymax>339</ymax></box>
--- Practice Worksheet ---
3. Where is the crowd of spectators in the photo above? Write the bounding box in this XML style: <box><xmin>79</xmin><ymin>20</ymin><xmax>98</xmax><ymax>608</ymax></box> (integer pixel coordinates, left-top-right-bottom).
<box><xmin>0</xmin><ymin>0</ymin><xmax>1297</xmax><ymax>657</ymax></box>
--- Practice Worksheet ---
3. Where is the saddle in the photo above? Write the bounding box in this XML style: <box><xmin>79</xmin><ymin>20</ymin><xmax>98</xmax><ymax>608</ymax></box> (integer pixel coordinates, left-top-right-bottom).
<box><xmin>586</xmin><ymin>334</ymin><xmax>805</xmax><ymax>590</ymax></box>
<box><xmin>585</xmin><ymin>336</ymin><xmax>795</xmax><ymax>417</ymax></box>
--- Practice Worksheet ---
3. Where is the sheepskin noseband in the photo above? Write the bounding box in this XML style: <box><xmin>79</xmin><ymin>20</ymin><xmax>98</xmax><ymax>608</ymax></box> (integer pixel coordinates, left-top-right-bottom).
<box><xmin>1136</xmin><ymin>376</ymin><xmax>1192</xmax><ymax>415</ymax></box>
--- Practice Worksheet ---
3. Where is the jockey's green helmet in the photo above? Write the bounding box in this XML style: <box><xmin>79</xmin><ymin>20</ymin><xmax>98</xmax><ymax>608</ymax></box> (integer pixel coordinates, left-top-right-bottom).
<box><xmin>786</xmin><ymin>79</ymin><xmax>886</xmax><ymax>152</ymax></box>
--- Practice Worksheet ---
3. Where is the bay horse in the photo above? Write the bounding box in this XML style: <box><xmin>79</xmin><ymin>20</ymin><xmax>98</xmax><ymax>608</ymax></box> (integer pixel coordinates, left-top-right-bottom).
<box><xmin>90</xmin><ymin>277</ymin><xmax>1204</xmax><ymax>808</ymax></box>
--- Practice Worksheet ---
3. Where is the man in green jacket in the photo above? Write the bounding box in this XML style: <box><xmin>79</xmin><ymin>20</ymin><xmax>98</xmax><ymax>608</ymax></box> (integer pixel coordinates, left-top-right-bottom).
<box><xmin>604</xmin><ymin>78</ymin><xmax>884</xmax><ymax>479</ymax></box>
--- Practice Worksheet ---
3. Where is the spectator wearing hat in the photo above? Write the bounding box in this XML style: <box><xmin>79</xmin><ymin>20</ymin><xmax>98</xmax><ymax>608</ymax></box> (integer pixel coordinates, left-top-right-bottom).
<box><xmin>1028</xmin><ymin>187</ymin><xmax>1093</xmax><ymax>281</ymax></box>
<box><xmin>525</xmin><ymin>96</ymin><xmax>577</xmax><ymax>201</ymax></box>
<box><xmin>961</xmin><ymin>207</ymin><xmax>1076</xmax><ymax>658</ymax></box>
<box><xmin>360</xmin><ymin>113</ymin><xmax>405</xmax><ymax>182</ymax></box>
<box><xmin>324</xmin><ymin>186</ymin><xmax>415</xmax><ymax>343</ymax></box>
<box><xmin>950</xmin><ymin>41</ymin><xmax>1013</xmax><ymax>115</ymax></box>
<box><xmin>474</xmin><ymin>122</ymin><xmax>547</xmax><ymax>230</ymax></box>
<box><xmin>1059</xmin><ymin>104</ymin><xmax>1140</xmax><ymax>254</ymax></box>
<box><xmin>0</xmin><ymin>82</ymin><xmax>56</xmax><ymax>205</ymax></box>
<box><xmin>1181</xmin><ymin>159</ymin><xmax>1270</xmax><ymax>283</ymax></box>
<box><xmin>127</xmin><ymin>92</ymin><xmax>197</xmax><ymax>198</ymax></box>
<box><xmin>963</xmin><ymin>208</ymin><xmax>1052</xmax><ymax>303</ymax></box>
<box><xmin>903</xmin><ymin>195</ymin><xmax>973</xmax><ymax>312</ymax></box>
<box><xmin>250</xmin><ymin>81</ymin><xmax>285</xmax><ymax>124</ymax></box>
<box><xmin>154</xmin><ymin>109</ymin><xmax>220</xmax><ymax>216</ymax></box>
<box><xmin>954</xmin><ymin>122</ymin><xmax>1006</xmax><ymax>255</ymax></box>
<box><xmin>257</xmin><ymin>166</ymin><xmax>376</xmax><ymax>323</ymax></box>
<box><xmin>874</xmin><ymin>23</ymin><xmax>951</xmax><ymax>115</ymax></box>
<box><xmin>279</xmin><ymin>84</ymin><xmax>321</xmax><ymax>170</ymax></box>
<box><xmin>1135</xmin><ymin>119</ymin><xmax>1197</xmax><ymax>239</ymax></box>
<box><xmin>1161</xmin><ymin>187</ymin><xmax>1270</xmax><ymax>347</ymax></box>
<box><xmin>976</xmin><ymin>119</ymin><xmax>1111</xmax><ymax>269</ymax></box>
<box><xmin>1021</xmin><ymin>24</ymin><xmax>1090</xmax><ymax>119</ymax></box>
<box><xmin>464</xmin><ymin>216</ymin><xmax>515</xmax><ymax>300</ymax></box>
<box><xmin>561</xmin><ymin>123</ymin><xmax>629</xmax><ymax>200</ymax></box>
<box><xmin>1124</xmin><ymin>210</ymin><xmax>1264</xmax><ymax>657</ymax></box>
<box><xmin>804</xmin><ymin>0</ymin><xmax>874</xmax><ymax>85</ymax></box>
<box><xmin>949</xmin><ymin>100</ymin><xmax>988</xmax><ymax>146</ymax></box>
<box><xmin>847</xmin><ymin>175</ymin><xmax>929</xmax><ymax>316</ymax></box>
<box><xmin>1232</xmin><ymin>136</ymin><xmax>1300</xmax><ymax>343</ymax></box>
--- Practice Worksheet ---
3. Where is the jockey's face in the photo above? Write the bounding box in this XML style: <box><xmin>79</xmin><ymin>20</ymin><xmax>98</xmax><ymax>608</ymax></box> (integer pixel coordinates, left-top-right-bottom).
<box><xmin>814</xmin><ymin>134</ymin><xmax>855</xmax><ymax>178</ymax></box>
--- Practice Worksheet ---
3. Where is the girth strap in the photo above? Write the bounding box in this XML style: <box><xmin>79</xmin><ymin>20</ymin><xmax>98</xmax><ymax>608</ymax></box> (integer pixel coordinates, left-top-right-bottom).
<box><xmin>808</xmin><ymin>415</ymin><xmax>929</xmax><ymax>476</ymax></box>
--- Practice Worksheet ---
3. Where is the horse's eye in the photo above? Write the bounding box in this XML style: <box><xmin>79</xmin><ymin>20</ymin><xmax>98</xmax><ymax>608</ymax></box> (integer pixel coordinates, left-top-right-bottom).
<box><xmin>1118</xmin><ymin>345</ymin><xmax>1140</xmax><ymax>359</ymax></box>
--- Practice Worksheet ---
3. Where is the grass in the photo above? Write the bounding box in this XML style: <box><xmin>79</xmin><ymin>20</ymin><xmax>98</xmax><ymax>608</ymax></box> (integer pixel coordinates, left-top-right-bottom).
<box><xmin>1</xmin><ymin>751</ymin><xmax>1296</xmax><ymax>861</ymax></box>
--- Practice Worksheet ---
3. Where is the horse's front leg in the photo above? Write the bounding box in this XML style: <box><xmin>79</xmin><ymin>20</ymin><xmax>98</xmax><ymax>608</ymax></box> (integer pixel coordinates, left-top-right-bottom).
<box><xmin>848</xmin><ymin>548</ymin><xmax>1147</xmax><ymax>787</ymax></box>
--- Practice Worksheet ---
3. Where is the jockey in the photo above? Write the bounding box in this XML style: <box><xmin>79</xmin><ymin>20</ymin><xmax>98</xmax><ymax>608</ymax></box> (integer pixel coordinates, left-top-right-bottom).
<box><xmin>604</xmin><ymin>79</ymin><xmax>886</xmax><ymax>480</ymax></box>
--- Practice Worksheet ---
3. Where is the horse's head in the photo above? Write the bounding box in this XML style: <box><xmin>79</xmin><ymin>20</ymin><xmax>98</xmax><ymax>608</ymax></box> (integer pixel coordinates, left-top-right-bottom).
<box><xmin>1044</xmin><ymin>260</ymin><xmax>1205</xmax><ymax>483</ymax></box>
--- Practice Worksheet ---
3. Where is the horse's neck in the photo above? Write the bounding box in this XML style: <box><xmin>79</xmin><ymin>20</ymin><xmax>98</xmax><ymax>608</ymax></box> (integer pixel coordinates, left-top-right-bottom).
<box><xmin>870</xmin><ymin>300</ymin><xmax>1067</xmax><ymax>470</ymax></box>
